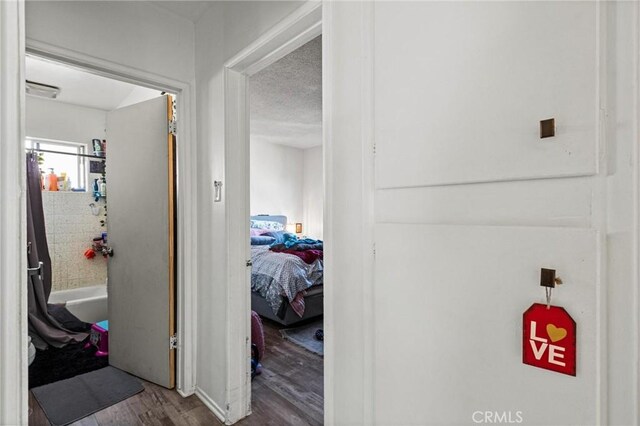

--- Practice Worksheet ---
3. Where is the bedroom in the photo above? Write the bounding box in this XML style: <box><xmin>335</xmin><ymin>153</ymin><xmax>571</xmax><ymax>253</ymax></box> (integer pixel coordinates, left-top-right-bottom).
<box><xmin>248</xmin><ymin>35</ymin><xmax>324</xmax><ymax>424</ymax></box>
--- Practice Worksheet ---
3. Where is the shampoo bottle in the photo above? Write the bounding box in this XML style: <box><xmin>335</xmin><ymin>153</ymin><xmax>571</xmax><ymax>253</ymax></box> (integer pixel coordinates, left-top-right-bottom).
<box><xmin>100</xmin><ymin>178</ymin><xmax>107</xmax><ymax>197</ymax></box>
<box><xmin>47</xmin><ymin>169</ymin><xmax>58</xmax><ymax>191</ymax></box>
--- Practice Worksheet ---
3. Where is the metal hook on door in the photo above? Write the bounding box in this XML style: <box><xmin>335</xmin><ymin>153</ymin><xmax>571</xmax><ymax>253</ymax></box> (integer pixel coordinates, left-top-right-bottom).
<box><xmin>540</xmin><ymin>268</ymin><xmax>564</xmax><ymax>309</ymax></box>
<box><xmin>27</xmin><ymin>261</ymin><xmax>44</xmax><ymax>281</ymax></box>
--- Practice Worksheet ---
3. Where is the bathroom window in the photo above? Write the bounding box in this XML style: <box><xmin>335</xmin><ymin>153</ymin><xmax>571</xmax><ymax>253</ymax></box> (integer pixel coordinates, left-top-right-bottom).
<box><xmin>26</xmin><ymin>138</ymin><xmax>87</xmax><ymax>190</ymax></box>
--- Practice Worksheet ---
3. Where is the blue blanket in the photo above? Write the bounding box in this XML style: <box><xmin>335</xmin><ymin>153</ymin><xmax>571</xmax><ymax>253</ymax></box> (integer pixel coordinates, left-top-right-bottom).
<box><xmin>282</xmin><ymin>234</ymin><xmax>323</xmax><ymax>249</ymax></box>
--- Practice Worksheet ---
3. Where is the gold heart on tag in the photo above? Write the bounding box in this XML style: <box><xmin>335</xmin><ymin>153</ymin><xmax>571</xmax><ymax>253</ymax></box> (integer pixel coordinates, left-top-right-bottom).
<box><xmin>546</xmin><ymin>324</ymin><xmax>567</xmax><ymax>343</ymax></box>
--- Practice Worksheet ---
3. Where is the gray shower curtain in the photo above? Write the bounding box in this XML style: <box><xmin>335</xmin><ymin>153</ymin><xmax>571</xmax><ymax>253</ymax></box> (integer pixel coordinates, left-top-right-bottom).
<box><xmin>27</xmin><ymin>152</ymin><xmax>88</xmax><ymax>350</ymax></box>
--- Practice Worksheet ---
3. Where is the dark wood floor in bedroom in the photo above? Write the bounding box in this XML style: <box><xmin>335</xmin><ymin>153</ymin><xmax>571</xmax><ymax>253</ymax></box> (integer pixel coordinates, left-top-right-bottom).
<box><xmin>29</xmin><ymin>319</ymin><xmax>324</xmax><ymax>426</ymax></box>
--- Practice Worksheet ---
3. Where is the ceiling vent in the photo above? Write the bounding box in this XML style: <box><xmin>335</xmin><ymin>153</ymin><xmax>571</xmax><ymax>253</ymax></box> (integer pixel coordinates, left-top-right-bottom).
<box><xmin>26</xmin><ymin>80</ymin><xmax>61</xmax><ymax>99</ymax></box>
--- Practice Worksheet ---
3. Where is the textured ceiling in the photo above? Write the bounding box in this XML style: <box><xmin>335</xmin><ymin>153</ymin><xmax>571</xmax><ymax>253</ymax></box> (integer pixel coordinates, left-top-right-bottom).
<box><xmin>250</xmin><ymin>35</ymin><xmax>322</xmax><ymax>150</ymax></box>
<box><xmin>26</xmin><ymin>56</ymin><xmax>162</xmax><ymax>111</ymax></box>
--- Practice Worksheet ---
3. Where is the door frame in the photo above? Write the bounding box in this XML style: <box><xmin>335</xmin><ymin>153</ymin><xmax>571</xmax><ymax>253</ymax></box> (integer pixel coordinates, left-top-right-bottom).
<box><xmin>0</xmin><ymin>1</ymin><xmax>27</xmax><ymax>424</ymax></box>
<box><xmin>27</xmin><ymin>40</ymin><xmax>197</xmax><ymax>393</ymax></box>
<box><xmin>222</xmin><ymin>1</ymin><xmax>322</xmax><ymax>422</ymax></box>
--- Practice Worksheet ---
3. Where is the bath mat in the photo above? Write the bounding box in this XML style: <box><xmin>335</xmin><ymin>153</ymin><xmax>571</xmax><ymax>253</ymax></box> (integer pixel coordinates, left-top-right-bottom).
<box><xmin>29</xmin><ymin>338</ymin><xmax>108</xmax><ymax>388</ymax></box>
<box><xmin>32</xmin><ymin>366</ymin><xmax>143</xmax><ymax>426</ymax></box>
<box><xmin>280</xmin><ymin>319</ymin><xmax>324</xmax><ymax>356</ymax></box>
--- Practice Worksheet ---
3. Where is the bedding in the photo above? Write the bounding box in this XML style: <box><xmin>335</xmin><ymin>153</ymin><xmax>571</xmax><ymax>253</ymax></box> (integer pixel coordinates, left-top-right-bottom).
<box><xmin>251</xmin><ymin>236</ymin><xmax>276</xmax><ymax>245</ymax></box>
<box><xmin>261</xmin><ymin>230</ymin><xmax>296</xmax><ymax>245</ymax></box>
<box><xmin>270</xmin><ymin>247</ymin><xmax>323</xmax><ymax>264</ymax></box>
<box><xmin>270</xmin><ymin>242</ymin><xmax>323</xmax><ymax>251</ymax></box>
<box><xmin>250</xmin><ymin>219</ymin><xmax>285</xmax><ymax>231</ymax></box>
<box><xmin>251</xmin><ymin>245</ymin><xmax>323</xmax><ymax>318</ymax></box>
<box><xmin>283</xmin><ymin>237</ymin><xmax>322</xmax><ymax>249</ymax></box>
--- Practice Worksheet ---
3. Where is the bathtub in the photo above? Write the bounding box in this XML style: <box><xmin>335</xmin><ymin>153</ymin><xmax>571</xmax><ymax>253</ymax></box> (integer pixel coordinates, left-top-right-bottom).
<box><xmin>49</xmin><ymin>284</ymin><xmax>107</xmax><ymax>324</ymax></box>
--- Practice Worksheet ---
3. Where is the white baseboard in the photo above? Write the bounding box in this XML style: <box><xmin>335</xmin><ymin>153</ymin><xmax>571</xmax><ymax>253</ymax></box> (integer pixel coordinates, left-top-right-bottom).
<box><xmin>177</xmin><ymin>386</ymin><xmax>196</xmax><ymax>398</ymax></box>
<box><xmin>195</xmin><ymin>387</ymin><xmax>228</xmax><ymax>424</ymax></box>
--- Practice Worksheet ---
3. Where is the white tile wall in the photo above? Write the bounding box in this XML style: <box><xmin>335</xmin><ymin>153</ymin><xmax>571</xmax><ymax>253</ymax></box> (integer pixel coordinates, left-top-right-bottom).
<box><xmin>42</xmin><ymin>192</ymin><xmax>107</xmax><ymax>291</ymax></box>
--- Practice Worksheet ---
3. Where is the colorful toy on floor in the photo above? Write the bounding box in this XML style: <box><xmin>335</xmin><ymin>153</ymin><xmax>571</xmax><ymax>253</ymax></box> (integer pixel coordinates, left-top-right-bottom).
<box><xmin>85</xmin><ymin>320</ymin><xmax>109</xmax><ymax>357</ymax></box>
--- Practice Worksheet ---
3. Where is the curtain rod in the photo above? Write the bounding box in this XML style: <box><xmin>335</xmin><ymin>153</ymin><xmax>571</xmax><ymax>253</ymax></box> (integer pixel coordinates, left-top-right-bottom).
<box><xmin>26</xmin><ymin>148</ymin><xmax>106</xmax><ymax>160</ymax></box>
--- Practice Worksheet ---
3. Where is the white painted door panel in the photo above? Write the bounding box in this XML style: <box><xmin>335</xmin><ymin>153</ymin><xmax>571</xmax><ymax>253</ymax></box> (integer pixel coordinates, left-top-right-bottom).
<box><xmin>374</xmin><ymin>2</ymin><xmax>599</xmax><ymax>188</ymax></box>
<box><xmin>375</xmin><ymin>177</ymin><xmax>594</xmax><ymax>228</ymax></box>
<box><xmin>374</xmin><ymin>224</ymin><xmax>599</xmax><ymax>425</ymax></box>
<box><xmin>107</xmin><ymin>95</ymin><xmax>174</xmax><ymax>388</ymax></box>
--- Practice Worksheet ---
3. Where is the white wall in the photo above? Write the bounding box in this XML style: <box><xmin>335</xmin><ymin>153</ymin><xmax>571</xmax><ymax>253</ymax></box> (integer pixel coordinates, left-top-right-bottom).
<box><xmin>194</xmin><ymin>1</ymin><xmax>304</xmax><ymax>421</ymax></box>
<box><xmin>303</xmin><ymin>145</ymin><xmax>322</xmax><ymax>239</ymax></box>
<box><xmin>26</xmin><ymin>1</ymin><xmax>195</xmax><ymax>85</ymax></box>
<box><xmin>26</xmin><ymin>97</ymin><xmax>106</xmax><ymax>144</ymax></box>
<box><xmin>249</xmin><ymin>141</ymin><xmax>322</xmax><ymax>238</ymax></box>
<box><xmin>250</xmin><ymin>140</ymin><xmax>304</xmax><ymax>224</ymax></box>
<box><xmin>325</xmin><ymin>1</ymin><xmax>638</xmax><ymax>425</ymax></box>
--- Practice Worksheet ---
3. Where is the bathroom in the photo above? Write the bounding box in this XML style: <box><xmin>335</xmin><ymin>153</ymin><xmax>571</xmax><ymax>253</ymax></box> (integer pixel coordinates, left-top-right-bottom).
<box><xmin>26</xmin><ymin>54</ymin><xmax>178</xmax><ymax>399</ymax></box>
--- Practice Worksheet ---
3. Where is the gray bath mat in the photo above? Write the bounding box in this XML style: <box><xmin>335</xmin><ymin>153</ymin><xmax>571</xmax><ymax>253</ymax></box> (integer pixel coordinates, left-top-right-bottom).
<box><xmin>280</xmin><ymin>319</ymin><xmax>324</xmax><ymax>356</ymax></box>
<box><xmin>31</xmin><ymin>366</ymin><xmax>143</xmax><ymax>426</ymax></box>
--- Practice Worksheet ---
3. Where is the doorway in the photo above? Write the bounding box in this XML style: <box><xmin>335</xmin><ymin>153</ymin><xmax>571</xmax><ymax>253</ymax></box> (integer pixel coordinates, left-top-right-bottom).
<box><xmin>248</xmin><ymin>35</ymin><xmax>324</xmax><ymax>424</ymax></box>
<box><xmin>25</xmin><ymin>54</ymin><xmax>183</xmax><ymax>419</ymax></box>
<box><xmin>222</xmin><ymin>2</ymin><xmax>322</xmax><ymax>423</ymax></box>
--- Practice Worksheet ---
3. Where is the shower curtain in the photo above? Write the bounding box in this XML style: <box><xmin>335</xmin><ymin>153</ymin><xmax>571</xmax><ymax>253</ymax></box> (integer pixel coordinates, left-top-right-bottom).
<box><xmin>27</xmin><ymin>152</ymin><xmax>88</xmax><ymax>350</ymax></box>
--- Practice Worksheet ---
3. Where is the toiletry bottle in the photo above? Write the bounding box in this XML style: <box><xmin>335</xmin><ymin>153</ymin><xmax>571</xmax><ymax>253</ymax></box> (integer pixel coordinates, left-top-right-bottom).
<box><xmin>100</xmin><ymin>178</ymin><xmax>107</xmax><ymax>197</ymax></box>
<box><xmin>45</xmin><ymin>169</ymin><xmax>52</xmax><ymax>191</ymax></box>
<box><xmin>59</xmin><ymin>172</ymin><xmax>67</xmax><ymax>191</ymax></box>
<box><xmin>40</xmin><ymin>171</ymin><xmax>45</xmax><ymax>191</ymax></box>
<box><xmin>93</xmin><ymin>179</ymin><xmax>100</xmax><ymax>202</ymax></box>
<box><xmin>47</xmin><ymin>168</ymin><xmax>58</xmax><ymax>191</ymax></box>
<box><xmin>92</xmin><ymin>139</ymin><xmax>102</xmax><ymax>157</ymax></box>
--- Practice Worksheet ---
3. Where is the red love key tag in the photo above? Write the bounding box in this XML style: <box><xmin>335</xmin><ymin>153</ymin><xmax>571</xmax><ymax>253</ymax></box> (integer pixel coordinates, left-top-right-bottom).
<box><xmin>523</xmin><ymin>303</ymin><xmax>576</xmax><ymax>376</ymax></box>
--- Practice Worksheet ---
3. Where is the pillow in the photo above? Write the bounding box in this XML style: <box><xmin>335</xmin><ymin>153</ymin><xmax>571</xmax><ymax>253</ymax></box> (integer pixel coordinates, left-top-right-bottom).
<box><xmin>250</xmin><ymin>229</ymin><xmax>268</xmax><ymax>237</ymax></box>
<box><xmin>261</xmin><ymin>231</ymin><xmax>296</xmax><ymax>245</ymax></box>
<box><xmin>250</xmin><ymin>219</ymin><xmax>285</xmax><ymax>231</ymax></box>
<box><xmin>251</xmin><ymin>236</ymin><xmax>276</xmax><ymax>246</ymax></box>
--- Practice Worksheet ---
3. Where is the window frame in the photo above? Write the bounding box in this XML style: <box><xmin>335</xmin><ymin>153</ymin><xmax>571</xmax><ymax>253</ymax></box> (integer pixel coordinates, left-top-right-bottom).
<box><xmin>26</xmin><ymin>137</ymin><xmax>87</xmax><ymax>190</ymax></box>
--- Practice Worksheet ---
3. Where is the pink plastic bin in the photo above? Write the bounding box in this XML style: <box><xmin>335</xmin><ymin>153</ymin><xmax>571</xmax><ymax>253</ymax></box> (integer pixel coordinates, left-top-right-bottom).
<box><xmin>85</xmin><ymin>320</ymin><xmax>109</xmax><ymax>357</ymax></box>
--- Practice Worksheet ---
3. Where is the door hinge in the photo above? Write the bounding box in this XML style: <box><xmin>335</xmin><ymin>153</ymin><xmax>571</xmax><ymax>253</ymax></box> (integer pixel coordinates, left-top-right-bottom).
<box><xmin>170</xmin><ymin>334</ymin><xmax>177</xmax><ymax>350</ymax></box>
<box><xmin>246</xmin><ymin>259</ymin><xmax>253</xmax><ymax>267</ymax></box>
<box><xmin>168</xmin><ymin>120</ymin><xmax>177</xmax><ymax>136</ymax></box>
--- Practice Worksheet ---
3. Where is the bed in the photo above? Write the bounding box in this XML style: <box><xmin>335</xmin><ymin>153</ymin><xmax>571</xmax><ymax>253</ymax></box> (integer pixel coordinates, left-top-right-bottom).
<box><xmin>250</xmin><ymin>215</ymin><xmax>323</xmax><ymax>326</ymax></box>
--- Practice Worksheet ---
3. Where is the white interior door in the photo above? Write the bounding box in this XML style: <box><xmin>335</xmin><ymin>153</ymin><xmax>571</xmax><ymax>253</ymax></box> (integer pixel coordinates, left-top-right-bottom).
<box><xmin>106</xmin><ymin>95</ymin><xmax>175</xmax><ymax>389</ymax></box>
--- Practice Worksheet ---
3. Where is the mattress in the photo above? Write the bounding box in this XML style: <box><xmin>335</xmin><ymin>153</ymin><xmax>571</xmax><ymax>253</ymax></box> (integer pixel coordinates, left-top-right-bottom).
<box><xmin>252</xmin><ymin>286</ymin><xmax>323</xmax><ymax>326</ymax></box>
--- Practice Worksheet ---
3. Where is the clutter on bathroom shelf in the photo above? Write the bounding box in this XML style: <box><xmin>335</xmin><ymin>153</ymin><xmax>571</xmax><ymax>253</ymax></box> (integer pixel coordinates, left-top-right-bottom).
<box><xmin>41</xmin><ymin>168</ymin><xmax>73</xmax><ymax>192</ymax></box>
<box><xmin>84</xmin><ymin>233</ymin><xmax>112</xmax><ymax>259</ymax></box>
<box><xmin>92</xmin><ymin>139</ymin><xmax>107</xmax><ymax>158</ymax></box>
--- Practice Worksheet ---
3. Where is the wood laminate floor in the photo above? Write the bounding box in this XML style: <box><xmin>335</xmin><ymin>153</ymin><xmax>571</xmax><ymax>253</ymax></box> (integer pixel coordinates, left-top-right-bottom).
<box><xmin>29</xmin><ymin>319</ymin><xmax>324</xmax><ymax>426</ymax></box>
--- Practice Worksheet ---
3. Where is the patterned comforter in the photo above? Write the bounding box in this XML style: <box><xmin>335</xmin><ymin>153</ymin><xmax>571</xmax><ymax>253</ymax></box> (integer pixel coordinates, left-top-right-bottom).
<box><xmin>251</xmin><ymin>245</ymin><xmax>323</xmax><ymax>318</ymax></box>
